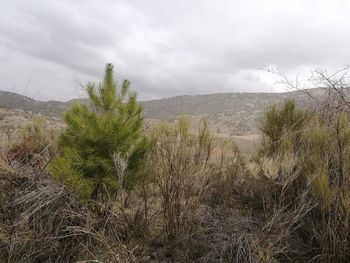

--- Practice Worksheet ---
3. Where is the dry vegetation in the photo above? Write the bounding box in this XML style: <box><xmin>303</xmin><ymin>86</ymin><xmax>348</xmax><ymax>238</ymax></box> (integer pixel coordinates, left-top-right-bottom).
<box><xmin>2</xmin><ymin>67</ymin><xmax>350</xmax><ymax>262</ymax></box>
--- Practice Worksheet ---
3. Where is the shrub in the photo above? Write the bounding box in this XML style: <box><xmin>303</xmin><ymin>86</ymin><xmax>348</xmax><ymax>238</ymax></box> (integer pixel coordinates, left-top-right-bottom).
<box><xmin>209</xmin><ymin>138</ymin><xmax>252</xmax><ymax>208</ymax></box>
<box><xmin>150</xmin><ymin>116</ymin><xmax>213</xmax><ymax>243</ymax></box>
<box><xmin>6</xmin><ymin>115</ymin><xmax>58</xmax><ymax>168</ymax></box>
<box><xmin>259</xmin><ymin>99</ymin><xmax>306</xmax><ymax>156</ymax></box>
<box><xmin>256</xmin><ymin>100</ymin><xmax>350</xmax><ymax>262</ymax></box>
<box><xmin>298</xmin><ymin>114</ymin><xmax>350</xmax><ymax>262</ymax></box>
<box><xmin>48</xmin><ymin>64</ymin><xmax>148</xmax><ymax>202</ymax></box>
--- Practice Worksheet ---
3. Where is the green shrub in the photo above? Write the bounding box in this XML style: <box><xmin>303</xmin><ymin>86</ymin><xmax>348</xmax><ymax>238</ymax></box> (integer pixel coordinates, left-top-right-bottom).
<box><xmin>259</xmin><ymin>99</ymin><xmax>306</xmax><ymax>156</ymax></box>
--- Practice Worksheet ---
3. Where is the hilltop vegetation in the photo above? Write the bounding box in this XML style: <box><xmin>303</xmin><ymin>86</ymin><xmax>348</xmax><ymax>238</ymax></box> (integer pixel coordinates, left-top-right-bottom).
<box><xmin>1</xmin><ymin>65</ymin><xmax>350</xmax><ymax>262</ymax></box>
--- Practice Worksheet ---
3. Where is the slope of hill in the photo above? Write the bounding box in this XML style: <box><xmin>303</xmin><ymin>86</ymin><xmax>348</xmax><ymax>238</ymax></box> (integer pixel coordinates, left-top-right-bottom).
<box><xmin>0</xmin><ymin>89</ymin><xmax>319</xmax><ymax>136</ymax></box>
<box><xmin>143</xmin><ymin>91</ymin><xmax>316</xmax><ymax>135</ymax></box>
<box><xmin>0</xmin><ymin>91</ymin><xmax>72</xmax><ymax>116</ymax></box>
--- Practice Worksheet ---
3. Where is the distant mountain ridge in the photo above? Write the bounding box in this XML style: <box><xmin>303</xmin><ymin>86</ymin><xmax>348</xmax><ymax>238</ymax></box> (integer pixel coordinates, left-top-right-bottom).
<box><xmin>0</xmin><ymin>89</ymin><xmax>321</xmax><ymax>135</ymax></box>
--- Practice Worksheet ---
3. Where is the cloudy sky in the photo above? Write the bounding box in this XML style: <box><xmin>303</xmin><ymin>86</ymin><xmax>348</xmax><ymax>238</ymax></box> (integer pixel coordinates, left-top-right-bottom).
<box><xmin>1</xmin><ymin>0</ymin><xmax>350</xmax><ymax>101</ymax></box>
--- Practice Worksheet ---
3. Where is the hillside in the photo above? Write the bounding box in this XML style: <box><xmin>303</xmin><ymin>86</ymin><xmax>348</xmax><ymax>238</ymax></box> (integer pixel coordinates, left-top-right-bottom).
<box><xmin>143</xmin><ymin>91</ymin><xmax>316</xmax><ymax>134</ymax></box>
<box><xmin>0</xmin><ymin>91</ymin><xmax>72</xmax><ymax>117</ymax></box>
<box><xmin>0</xmin><ymin>89</ymin><xmax>320</xmax><ymax>134</ymax></box>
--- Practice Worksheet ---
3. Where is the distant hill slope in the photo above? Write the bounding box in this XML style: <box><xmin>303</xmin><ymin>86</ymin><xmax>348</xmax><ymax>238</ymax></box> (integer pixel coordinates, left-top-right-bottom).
<box><xmin>0</xmin><ymin>89</ymin><xmax>321</xmax><ymax>135</ymax></box>
<box><xmin>144</xmin><ymin>92</ymin><xmax>295</xmax><ymax>119</ymax></box>
<box><xmin>0</xmin><ymin>91</ymin><xmax>72</xmax><ymax>116</ymax></box>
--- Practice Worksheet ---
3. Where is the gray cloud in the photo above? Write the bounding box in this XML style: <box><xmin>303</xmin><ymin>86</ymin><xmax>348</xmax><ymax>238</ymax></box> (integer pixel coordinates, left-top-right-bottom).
<box><xmin>1</xmin><ymin>0</ymin><xmax>350</xmax><ymax>101</ymax></box>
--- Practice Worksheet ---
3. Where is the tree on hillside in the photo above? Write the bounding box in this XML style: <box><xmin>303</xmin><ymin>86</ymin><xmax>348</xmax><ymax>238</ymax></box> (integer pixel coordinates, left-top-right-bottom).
<box><xmin>48</xmin><ymin>63</ymin><xmax>148</xmax><ymax>202</ymax></box>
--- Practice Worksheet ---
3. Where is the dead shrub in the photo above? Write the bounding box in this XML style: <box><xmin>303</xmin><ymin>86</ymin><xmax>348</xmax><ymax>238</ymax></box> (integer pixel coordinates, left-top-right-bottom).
<box><xmin>150</xmin><ymin>116</ymin><xmax>213</xmax><ymax>244</ymax></box>
<box><xmin>5</xmin><ymin>115</ymin><xmax>58</xmax><ymax>168</ymax></box>
<box><xmin>208</xmin><ymin>139</ymin><xmax>261</xmax><ymax>210</ymax></box>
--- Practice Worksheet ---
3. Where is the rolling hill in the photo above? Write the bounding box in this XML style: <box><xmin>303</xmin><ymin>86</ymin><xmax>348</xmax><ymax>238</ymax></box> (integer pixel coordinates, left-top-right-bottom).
<box><xmin>0</xmin><ymin>89</ymin><xmax>319</xmax><ymax>134</ymax></box>
<box><xmin>1</xmin><ymin>89</ymin><xmax>329</xmax><ymax>151</ymax></box>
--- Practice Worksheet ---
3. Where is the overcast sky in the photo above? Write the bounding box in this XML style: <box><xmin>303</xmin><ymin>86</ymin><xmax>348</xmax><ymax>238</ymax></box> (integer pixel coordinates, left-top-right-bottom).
<box><xmin>1</xmin><ymin>0</ymin><xmax>350</xmax><ymax>101</ymax></box>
